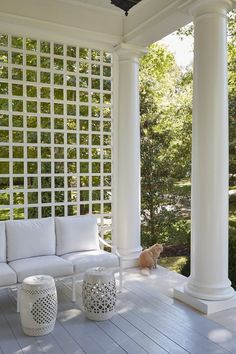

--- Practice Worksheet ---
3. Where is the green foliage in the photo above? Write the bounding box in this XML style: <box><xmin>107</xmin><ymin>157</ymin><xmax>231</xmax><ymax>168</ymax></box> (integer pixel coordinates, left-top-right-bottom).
<box><xmin>140</xmin><ymin>44</ymin><xmax>179</xmax><ymax>114</ymax></box>
<box><xmin>181</xmin><ymin>225</ymin><xmax>236</xmax><ymax>288</ymax></box>
<box><xmin>229</xmin><ymin>230</ymin><xmax>236</xmax><ymax>290</ymax></box>
<box><xmin>140</xmin><ymin>43</ymin><xmax>192</xmax><ymax>247</ymax></box>
<box><xmin>176</xmin><ymin>24</ymin><xmax>194</xmax><ymax>38</ymax></box>
<box><xmin>228</xmin><ymin>23</ymin><xmax>236</xmax><ymax>183</ymax></box>
<box><xmin>159</xmin><ymin>256</ymin><xmax>188</xmax><ymax>273</ymax></box>
<box><xmin>0</xmin><ymin>36</ymin><xmax>108</xmax><ymax>221</ymax></box>
<box><xmin>175</xmin><ymin>11</ymin><xmax>236</xmax><ymax>186</ymax></box>
<box><xmin>228</xmin><ymin>10</ymin><xmax>236</xmax><ymax>45</ymax></box>
<box><xmin>180</xmin><ymin>199</ymin><xmax>236</xmax><ymax>280</ymax></box>
<box><xmin>180</xmin><ymin>256</ymin><xmax>190</xmax><ymax>277</ymax></box>
<box><xmin>141</xmin><ymin>10</ymin><xmax>236</xmax><ymax>262</ymax></box>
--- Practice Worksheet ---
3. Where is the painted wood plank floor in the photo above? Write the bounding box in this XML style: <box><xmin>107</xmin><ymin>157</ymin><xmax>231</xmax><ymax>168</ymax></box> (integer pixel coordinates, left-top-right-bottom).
<box><xmin>1</xmin><ymin>266</ymin><xmax>236</xmax><ymax>354</ymax></box>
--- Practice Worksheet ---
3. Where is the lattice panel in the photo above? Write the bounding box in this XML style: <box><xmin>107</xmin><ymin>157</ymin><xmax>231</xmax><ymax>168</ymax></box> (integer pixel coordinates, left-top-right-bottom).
<box><xmin>0</xmin><ymin>34</ymin><xmax>113</xmax><ymax>229</ymax></box>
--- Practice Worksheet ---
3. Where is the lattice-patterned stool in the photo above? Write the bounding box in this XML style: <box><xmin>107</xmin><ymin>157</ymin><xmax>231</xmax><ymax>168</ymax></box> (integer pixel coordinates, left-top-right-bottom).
<box><xmin>20</xmin><ymin>275</ymin><xmax>57</xmax><ymax>336</ymax></box>
<box><xmin>82</xmin><ymin>267</ymin><xmax>116</xmax><ymax>321</ymax></box>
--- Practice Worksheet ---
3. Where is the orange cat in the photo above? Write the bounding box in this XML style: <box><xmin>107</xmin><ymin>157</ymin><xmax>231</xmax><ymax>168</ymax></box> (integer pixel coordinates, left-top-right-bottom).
<box><xmin>139</xmin><ymin>243</ymin><xmax>163</xmax><ymax>270</ymax></box>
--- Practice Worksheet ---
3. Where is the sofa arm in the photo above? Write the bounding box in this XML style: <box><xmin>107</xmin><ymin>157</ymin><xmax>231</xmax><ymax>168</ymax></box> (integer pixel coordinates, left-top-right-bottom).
<box><xmin>98</xmin><ymin>236</ymin><xmax>121</xmax><ymax>258</ymax></box>
<box><xmin>98</xmin><ymin>236</ymin><xmax>123</xmax><ymax>291</ymax></box>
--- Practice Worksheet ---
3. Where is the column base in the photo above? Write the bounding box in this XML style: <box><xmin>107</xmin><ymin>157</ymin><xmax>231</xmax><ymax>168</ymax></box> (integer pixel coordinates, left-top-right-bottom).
<box><xmin>118</xmin><ymin>246</ymin><xmax>142</xmax><ymax>268</ymax></box>
<box><xmin>174</xmin><ymin>285</ymin><xmax>236</xmax><ymax>315</ymax></box>
<box><xmin>185</xmin><ymin>279</ymin><xmax>234</xmax><ymax>301</ymax></box>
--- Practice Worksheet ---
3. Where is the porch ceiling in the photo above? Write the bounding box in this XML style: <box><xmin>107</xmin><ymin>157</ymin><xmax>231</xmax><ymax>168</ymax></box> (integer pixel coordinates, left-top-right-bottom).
<box><xmin>0</xmin><ymin>0</ymin><xmax>194</xmax><ymax>48</ymax></box>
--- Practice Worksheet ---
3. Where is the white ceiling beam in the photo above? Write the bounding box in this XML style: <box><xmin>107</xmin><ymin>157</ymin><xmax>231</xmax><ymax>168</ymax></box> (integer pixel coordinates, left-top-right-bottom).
<box><xmin>1</xmin><ymin>0</ymin><xmax>216</xmax><ymax>48</ymax></box>
<box><xmin>0</xmin><ymin>0</ymin><xmax>123</xmax><ymax>47</ymax></box>
<box><xmin>123</xmin><ymin>0</ymin><xmax>193</xmax><ymax>46</ymax></box>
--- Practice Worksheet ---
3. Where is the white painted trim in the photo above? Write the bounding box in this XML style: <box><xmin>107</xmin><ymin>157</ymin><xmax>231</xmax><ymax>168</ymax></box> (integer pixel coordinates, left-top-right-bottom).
<box><xmin>119</xmin><ymin>256</ymin><xmax>139</xmax><ymax>269</ymax></box>
<box><xmin>53</xmin><ymin>0</ymin><xmax>122</xmax><ymax>16</ymax></box>
<box><xmin>123</xmin><ymin>6</ymin><xmax>192</xmax><ymax>45</ymax></box>
<box><xmin>178</xmin><ymin>0</ymin><xmax>195</xmax><ymax>9</ymax></box>
<box><xmin>190</xmin><ymin>0</ymin><xmax>233</xmax><ymax>15</ymax></box>
<box><xmin>0</xmin><ymin>12</ymin><xmax>121</xmax><ymax>49</ymax></box>
<box><xmin>179</xmin><ymin>0</ymin><xmax>235</xmax><ymax>14</ymax></box>
<box><xmin>174</xmin><ymin>286</ymin><xmax>236</xmax><ymax>315</ymax></box>
<box><xmin>114</xmin><ymin>43</ymin><xmax>147</xmax><ymax>60</ymax></box>
<box><xmin>114</xmin><ymin>47</ymin><xmax>142</xmax><ymax>260</ymax></box>
<box><xmin>111</xmin><ymin>52</ymin><xmax>119</xmax><ymax>251</ymax></box>
<box><xmin>124</xmin><ymin>0</ymin><xmax>182</xmax><ymax>39</ymax></box>
<box><xmin>0</xmin><ymin>0</ymin><xmax>232</xmax><ymax>52</ymax></box>
<box><xmin>0</xmin><ymin>33</ymin><xmax>113</xmax><ymax>225</ymax></box>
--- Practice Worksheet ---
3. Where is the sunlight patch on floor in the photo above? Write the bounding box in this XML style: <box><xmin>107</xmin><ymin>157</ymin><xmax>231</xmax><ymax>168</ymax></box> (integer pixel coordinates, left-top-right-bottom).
<box><xmin>208</xmin><ymin>329</ymin><xmax>233</xmax><ymax>343</ymax></box>
<box><xmin>58</xmin><ymin>308</ymin><xmax>82</xmax><ymax>322</ymax></box>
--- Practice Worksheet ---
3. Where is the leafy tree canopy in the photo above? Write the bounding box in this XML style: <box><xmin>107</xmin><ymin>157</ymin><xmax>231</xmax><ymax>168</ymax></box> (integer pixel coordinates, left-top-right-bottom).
<box><xmin>140</xmin><ymin>43</ymin><xmax>192</xmax><ymax>246</ymax></box>
<box><xmin>140</xmin><ymin>10</ymin><xmax>236</xmax><ymax>248</ymax></box>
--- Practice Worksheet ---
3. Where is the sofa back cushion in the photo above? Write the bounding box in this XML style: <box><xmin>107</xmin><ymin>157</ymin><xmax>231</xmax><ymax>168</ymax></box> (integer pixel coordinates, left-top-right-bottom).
<box><xmin>56</xmin><ymin>215</ymin><xmax>99</xmax><ymax>255</ymax></box>
<box><xmin>0</xmin><ymin>222</ymin><xmax>6</xmax><ymax>262</ymax></box>
<box><xmin>6</xmin><ymin>218</ymin><xmax>55</xmax><ymax>262</ymax></box>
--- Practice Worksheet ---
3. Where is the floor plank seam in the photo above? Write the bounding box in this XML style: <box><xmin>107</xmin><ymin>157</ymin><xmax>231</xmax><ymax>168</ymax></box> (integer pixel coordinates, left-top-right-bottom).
<box><xmin>1</xmin><ymin>268</ymin><xmax>236</xmax><ymax>354</ymax></box>
<box><xmin>121</xmin><ymin>286</ymin><xmax>234</xmax><ymax>354</ymax></box>
<box><xmin>116</xmin><ymin>297</ymin><xmax>189</xmax><ymax>354</ymax></box>
<box><xmin>123</xmin><ymin>282</ymin><xmax>236</xmax><ymax>353</ymax></box>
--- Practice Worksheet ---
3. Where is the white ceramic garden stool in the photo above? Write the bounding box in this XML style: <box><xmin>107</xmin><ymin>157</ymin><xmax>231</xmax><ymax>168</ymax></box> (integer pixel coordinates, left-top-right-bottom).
<box><xmin>20</xmin><ymin>275</ymin><xmax>58</xmax><ymax>336</ymax></box>
<box><xmin>82</xmin><ymin>267</ymin><xmax>116</xmax><ymax>320</ymax></box>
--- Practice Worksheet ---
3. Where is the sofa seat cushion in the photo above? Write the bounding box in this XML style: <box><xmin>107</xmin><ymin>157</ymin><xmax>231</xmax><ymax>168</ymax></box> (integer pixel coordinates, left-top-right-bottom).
<box><xmin>56</xmin><ymin>215</ymin><xmax>99</xmax><ymax>256</ymax></box>
<box><xmin>0</xmin><ymin>263</ymin><xmax>17</xmax><ymax>286</ymax></box>
<box><xmin>61</xmin><ymin>250</ymin><xmax>119</xmax><ymax>274</ymax></box>
<box><xmin>9</xmin><ymin>255</ymin><xmax>73</xmax><ymax>283</ymax></box>
<box><xmin>6</xmin><ymin>217</ymin><xmax>55</xmax><ymax>262</ymax></box>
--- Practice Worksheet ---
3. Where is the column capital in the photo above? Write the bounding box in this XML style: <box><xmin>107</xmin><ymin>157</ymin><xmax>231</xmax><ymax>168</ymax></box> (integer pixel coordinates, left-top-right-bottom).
<box><xmin>189</xmin><ymin>0</ymin><xmax>234</xmax><ymax>17</ymax></box>
<box><xmin>114</xmin><ymin>43</ymin><xmax>147</xmax><ymax>61</ymax></box>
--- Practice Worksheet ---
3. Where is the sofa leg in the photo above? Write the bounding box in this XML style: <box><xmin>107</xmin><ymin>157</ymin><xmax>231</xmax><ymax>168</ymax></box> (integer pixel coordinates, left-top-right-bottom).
<box><xmin>17</xmin><ymin>285</ymin><xmax>21</xmax><ymax>313</ymax></box>
<box><xmin>118</xmin><ymin>260</ymin><xmax>123</xmax><ymax>292</ymax></box>
<box><xmin>118</xmin><ymin>271</ymin><xmax>123</xmax><ymax>292</ymax></box>
<box><xmin>72</xmin><ymin>277</ymin><xmax>76</xmax><ymax>302</ymax></box>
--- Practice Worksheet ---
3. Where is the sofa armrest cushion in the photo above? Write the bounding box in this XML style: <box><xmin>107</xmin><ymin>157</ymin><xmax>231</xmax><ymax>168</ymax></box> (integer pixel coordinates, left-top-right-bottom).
<box><xmin>56</xmin><ymin>215</ymin><xmax>99</xmax><ymax>255</ymax></box>
<box><xmin>6</xmin><ymin>217</ymin><xmax>55</xmax><ymax>262</ymax></box>
<box><xmin>0</xmin><ymin>222</ymin><xmax>6</xmax><ymax>262</ymax></box>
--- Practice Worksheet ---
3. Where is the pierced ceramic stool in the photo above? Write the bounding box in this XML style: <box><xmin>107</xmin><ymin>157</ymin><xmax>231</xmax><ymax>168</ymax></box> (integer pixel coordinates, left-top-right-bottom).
<box><xmin>82</xmin><ymin>267</ymin><xmax>116</xmax><ymax>321</ymax></box>
<box><xmin>20</xmin><ymin>275</ymin><xmax>58</xmax><ymax>336</ymax></box>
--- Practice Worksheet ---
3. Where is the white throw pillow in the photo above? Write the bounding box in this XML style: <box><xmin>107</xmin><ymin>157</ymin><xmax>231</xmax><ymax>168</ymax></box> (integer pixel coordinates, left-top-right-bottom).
<box><xmin>56</xmin><ymin>215</ymin><xmax>99</xmax><ymax>255</ymax></box>
<box><xmin>0</xmin><ymin>222</ymin><xmax>6</xmax><ymax>262</ymax></box>
<box><xmin>6</xmin><ymin>218</ymin><xmax>55</xmax><ymax>262</ymax></box>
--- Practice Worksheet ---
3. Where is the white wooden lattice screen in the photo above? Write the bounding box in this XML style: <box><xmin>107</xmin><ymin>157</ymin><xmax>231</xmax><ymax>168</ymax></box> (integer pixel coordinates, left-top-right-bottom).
<box><xmin>0</xmin><ymin>34</ymin><xmax>113</xmax><ymax>232</ymax></box>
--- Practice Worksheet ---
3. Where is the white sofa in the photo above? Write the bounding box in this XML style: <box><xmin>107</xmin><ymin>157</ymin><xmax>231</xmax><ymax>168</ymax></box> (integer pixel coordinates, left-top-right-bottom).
<box><xmin>0</xmin><ymin>215</ymin><xmax>121</xmax><ymax>311</ymax></box>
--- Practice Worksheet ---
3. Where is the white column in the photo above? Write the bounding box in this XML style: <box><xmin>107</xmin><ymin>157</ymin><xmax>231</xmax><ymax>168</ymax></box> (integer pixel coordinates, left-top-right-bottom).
<box><xmin>185</xmin><ymin>0</ymin><xmax>234</xmax><ymax>301</ymax></box>
<box><xmin>113</xmin><ymin>43</ymin><xmax>146</xmax><ymax>265</ymax></box>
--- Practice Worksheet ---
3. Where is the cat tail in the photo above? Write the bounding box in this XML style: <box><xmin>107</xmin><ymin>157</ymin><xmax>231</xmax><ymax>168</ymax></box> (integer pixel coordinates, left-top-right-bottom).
<box><xmin>140</xmin><ymin>268</ymin><xmax>150</xmax><ymax>276</ymax></box>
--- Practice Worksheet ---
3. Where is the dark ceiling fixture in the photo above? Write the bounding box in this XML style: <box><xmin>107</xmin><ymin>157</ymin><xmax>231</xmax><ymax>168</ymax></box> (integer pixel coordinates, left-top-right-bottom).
<box><xmin>111</xmin><ymin>0</ymin><xmax>143</xmax><ymax>16</ymax></box>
